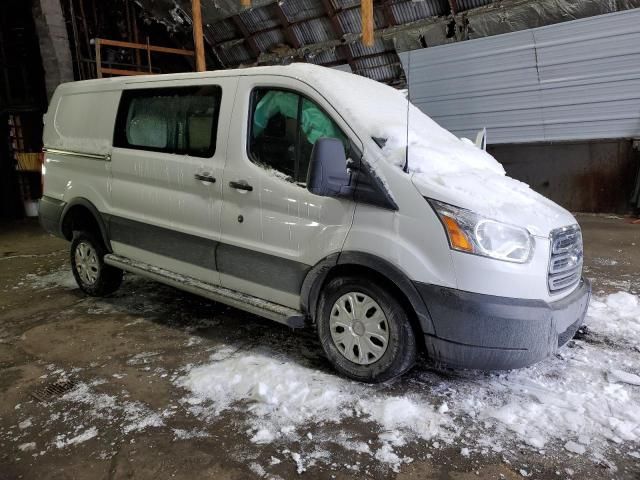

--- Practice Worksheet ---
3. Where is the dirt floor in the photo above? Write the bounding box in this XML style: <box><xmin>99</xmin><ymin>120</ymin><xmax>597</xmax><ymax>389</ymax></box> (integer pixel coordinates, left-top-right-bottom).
<box><xmin>0</xmin><ymin>214</ymin><xmax>638</xmax><ymax>480</ymax></box>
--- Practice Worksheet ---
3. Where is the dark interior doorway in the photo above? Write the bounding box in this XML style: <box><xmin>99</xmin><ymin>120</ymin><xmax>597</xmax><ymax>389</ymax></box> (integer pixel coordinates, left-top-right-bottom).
<box><xmin>0</xmin><ymin>0</ymin><xmax>47</xmax><ymax>221</ymax></box>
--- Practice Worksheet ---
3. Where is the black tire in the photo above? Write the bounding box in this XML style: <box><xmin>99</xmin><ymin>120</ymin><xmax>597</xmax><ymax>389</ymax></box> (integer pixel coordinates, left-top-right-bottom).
<box><xmin>70</xmin><ymin>231</ymin><xmax>123</xmax><ymax>296</ymax></box>
<box><xmin>316</xmin><ymin>276</ymin><xmax>417</xmax><ymax>383</ymax></box>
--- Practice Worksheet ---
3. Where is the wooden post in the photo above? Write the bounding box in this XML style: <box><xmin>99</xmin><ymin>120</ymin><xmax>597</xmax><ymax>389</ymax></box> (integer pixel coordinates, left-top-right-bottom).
<box><xmin>192</xmin><ymin>0</ymin><xmax>206</xmax><ymax>71</ymax></box>
<box><xmin>146</xmin><ymin>37</ymin><xmax>152</xmax><ymax>73</ymax></box>
<box><xmin>241</xmin><ymin>0</ymin><xmax>251</xmax><ymax>7</ymax></box>
<box><xmin>361</xmin><ymin>0</ymin><xmax>374</xmax><ymax>47</ymax></box>
<box><xmin>95</xmin><ymin>38</ymin><xmax>102</xmax><ymax>78</ymax></box>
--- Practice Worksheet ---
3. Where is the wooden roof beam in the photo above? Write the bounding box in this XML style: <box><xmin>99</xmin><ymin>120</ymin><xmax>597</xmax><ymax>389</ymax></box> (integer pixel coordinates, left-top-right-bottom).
<box><xmin>382</xmin><ymin>1</ymin><xmax>398</xmax><ymax>27</ymax></box>
<box><xmin>270</xmin><ymin>3</ymin><xmax>301</xmax><ymax>49</ymax></box>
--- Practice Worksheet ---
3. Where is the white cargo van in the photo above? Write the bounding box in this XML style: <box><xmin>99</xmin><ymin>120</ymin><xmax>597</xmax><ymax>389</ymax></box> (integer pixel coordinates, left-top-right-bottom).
<box><xmin>39</xmin><ymin>64</ymin><xmax>590</xmax><ymax>382</ymax></box>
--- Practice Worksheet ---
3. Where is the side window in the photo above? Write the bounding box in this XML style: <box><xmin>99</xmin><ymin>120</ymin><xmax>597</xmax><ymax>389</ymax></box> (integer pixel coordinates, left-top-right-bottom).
<box><xmin>114</xmin><ymin>85</ymin><xmax>222</xmax><ymax>158</ymax></box>
<box><xmin>249</xmin><ymin>89</ymin><xmax>299</xmax><ymax>179</ymax></box>
<box><xmin>249</xmin><ymin>88</ymin><xmax>348</xmax><ymax>184</ymax></box>
<box><xmin>298</xmin><ymin>98</ymin><xmax>348</xmax><ymax>184</ymax></box>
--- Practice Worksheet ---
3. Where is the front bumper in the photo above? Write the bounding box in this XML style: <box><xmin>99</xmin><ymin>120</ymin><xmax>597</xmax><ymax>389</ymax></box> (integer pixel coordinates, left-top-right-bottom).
<box><xmin>414</xmin><ymin>277</ymin><xmax>591</xmax><ymax>370</ymax></box>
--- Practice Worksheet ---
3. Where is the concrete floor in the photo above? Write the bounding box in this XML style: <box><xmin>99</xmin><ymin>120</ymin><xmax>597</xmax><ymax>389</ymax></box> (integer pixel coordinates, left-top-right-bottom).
<box><xmin>0</xmin><ymin>215</ymin><xmax>638</xmax><ymax>479</ymax></box>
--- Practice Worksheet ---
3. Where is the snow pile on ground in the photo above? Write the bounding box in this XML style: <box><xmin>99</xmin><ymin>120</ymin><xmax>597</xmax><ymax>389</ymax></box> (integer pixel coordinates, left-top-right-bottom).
<box><xmin>586</xmin><ymin>291</ymin><xmax>640</xmax><ymax>340</ymax></box>
<box><xmin>176</xmin><ymin>292</ymin><xmax>640</xmax><ymax>472</ymax></box>
<box><xmin>435</xmin><ymin>291</ymin><xmax>640</xmax><ymax>459</ymax></box>
<box><xmin>450</xmin><ymin>343</ymin><xmax>640</xmax><ymax>454</ymax></box>
<box><xmin>177</xmin><ymin>346</ymin><xmax>454</xmax><ymax>469</ymax></box>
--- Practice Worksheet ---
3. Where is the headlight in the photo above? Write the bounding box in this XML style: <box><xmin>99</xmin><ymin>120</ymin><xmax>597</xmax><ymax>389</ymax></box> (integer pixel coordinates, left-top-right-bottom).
<box><xmin>428</xmin><ymin>199</ymin><xmax>534</xmax><ymax>263</ymax></box>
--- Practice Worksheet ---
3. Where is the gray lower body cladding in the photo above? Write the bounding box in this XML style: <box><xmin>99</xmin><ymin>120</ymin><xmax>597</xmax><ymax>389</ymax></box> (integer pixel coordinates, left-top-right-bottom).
<box><xmin>38</xmin><ymin>196</ymin><xmax>66</xmax><ymax>238</ymax></box>
<box><xmin>40</xmin><ymin>198</ymin><xmax>310</xmax><ymax>297</ymax></box>
<box><xmin>415</xmin><ymin>278</ymin><xmax>591</xmax><ymax>370</ymax></box>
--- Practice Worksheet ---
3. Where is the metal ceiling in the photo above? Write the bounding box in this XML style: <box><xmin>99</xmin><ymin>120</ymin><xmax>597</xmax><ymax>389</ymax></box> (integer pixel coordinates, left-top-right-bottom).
<box><xmin>135</xmin><ymin>0</ymin><xmax>640</xmax><ymax>86</ymax></box>
<box><xmin>137</xmin><ymin>0</ymin><xmax>491</xmax><ymax>85</ymax></box>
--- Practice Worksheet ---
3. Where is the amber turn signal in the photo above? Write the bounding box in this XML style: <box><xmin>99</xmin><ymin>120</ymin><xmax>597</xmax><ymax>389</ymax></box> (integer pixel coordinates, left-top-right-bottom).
<box><xmin>442</xmin><ymin>216</ymin><xmax>473</xmax><ymax>252</ymax></box>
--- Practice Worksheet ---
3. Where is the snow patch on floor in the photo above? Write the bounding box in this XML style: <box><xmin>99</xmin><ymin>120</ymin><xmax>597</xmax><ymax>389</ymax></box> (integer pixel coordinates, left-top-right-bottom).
<box><xmin>172</xmin><ymin>428</ymin><xmax>209</xmax><ymax>440</ymax></box>
<box><xmin>55</xmin><ymin>427</ymin><xmax>98</xmax><ymax>448</ymax></box>
<box><xmin>18</xmin><ymin>442</ymin><xmax>36</xmax><ymax>452</ymax></box>
<box><xmin>24</xmin><ymin>267</ymin><xmax>77</xmax><ymax>290</ymax></box>
<box><xmin>43</xmin><ymin>379</ymin><xmax>169</xmax><ymax>450</ymax></box>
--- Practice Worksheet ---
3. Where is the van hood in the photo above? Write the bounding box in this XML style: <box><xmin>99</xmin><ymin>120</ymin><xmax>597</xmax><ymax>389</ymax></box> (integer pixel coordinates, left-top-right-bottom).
<box><xmin>402</xmin><ymin>129</ymin><xmax>577</xmax><ymax>238</ymax></box>
<box><xmin>410</xmin><ymin>168</ymin><xmax>576</xmax><ymax>238</ymax></box>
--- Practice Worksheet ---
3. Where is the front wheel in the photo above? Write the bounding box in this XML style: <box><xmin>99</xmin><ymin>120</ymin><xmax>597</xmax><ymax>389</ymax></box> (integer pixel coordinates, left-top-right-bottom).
<box><xmin>70</xmin><ymin>232</ymin><xmax>123</xmax><ymax>296</ymax></box>
<box><xmin>316</xmin><ymin>276</ymin><xmax>417</xmax><ymax>383</ymax></box>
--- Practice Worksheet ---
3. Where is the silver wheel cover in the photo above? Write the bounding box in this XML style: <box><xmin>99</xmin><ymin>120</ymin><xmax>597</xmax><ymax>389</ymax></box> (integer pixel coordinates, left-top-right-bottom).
<box><xmin>74</xmin><ymin>242</ymin><xmax>100</xmax><ymax>286</ymax></box>
<box><xmin>329</xmin><ymin>292</ymin><xmax>389</xmax><ymax>365</ymax></box>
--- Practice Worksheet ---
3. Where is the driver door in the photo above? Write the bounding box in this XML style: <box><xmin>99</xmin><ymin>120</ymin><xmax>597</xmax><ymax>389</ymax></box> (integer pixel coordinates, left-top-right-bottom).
<box><xmin>218</xmin><ymin>76</ymin><xmax>361</xmax><ymax>309</ymax></box>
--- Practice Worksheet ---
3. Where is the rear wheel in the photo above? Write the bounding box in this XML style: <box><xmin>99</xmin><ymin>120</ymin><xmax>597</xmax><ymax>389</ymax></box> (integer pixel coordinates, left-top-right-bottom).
<box><xmin>70</xmin><ymin>232</ymin><xmax>123</xmax><ymax>296</ymax></box>
<box><xmin>316</xmin><ymin>276</ymin><xmax>417</xmax><ymax>383</ymax></box>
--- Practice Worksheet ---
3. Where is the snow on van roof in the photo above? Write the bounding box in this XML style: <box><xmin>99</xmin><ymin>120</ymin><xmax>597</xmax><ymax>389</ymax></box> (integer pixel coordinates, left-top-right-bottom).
<box><xmin>52</xmin><ymin>63</ymin><xmax>567</xmax><ymax>227</ymax></box>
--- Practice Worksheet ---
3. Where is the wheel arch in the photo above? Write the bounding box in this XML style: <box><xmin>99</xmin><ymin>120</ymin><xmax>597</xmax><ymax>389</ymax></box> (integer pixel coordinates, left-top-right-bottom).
<box><xmin>60</xmin><ymin>198</ymin><xmax>112</xmax><ymax>252</ymax></box>
<box><xmin>301</xmin><ymin>251</ymin><xmax>436</xmax><ymax>342</ymax></box>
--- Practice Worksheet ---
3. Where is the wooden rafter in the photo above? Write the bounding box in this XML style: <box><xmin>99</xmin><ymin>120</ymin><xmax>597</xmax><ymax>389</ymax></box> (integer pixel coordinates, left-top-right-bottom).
<box><xmin>192</xmin><ymin>0</ymin><xmax>206</xmax><ymax>71</ymax></box>
<box><xmin>382</xmin><ymin>1</ymin><xmax>397</xmax><ymax>27</ymax></box>
<box><xmin>202</xmin><ymin>26</ymin><xmax>227</xmax><ymax>69</ymax></box>
<box><xmin>361</xmin><ymin>0</ymin><xmax>374</xmax><ymax>46</ymax></box>
<box><xmin>95</xmin><ymin>38</ymin><xmax>195</xmax><ymax>56</ymax></box>
<box><xmin>270</xmin><ymin>3</ymin><xmax>301</xmax><ymax>49</ymax></box>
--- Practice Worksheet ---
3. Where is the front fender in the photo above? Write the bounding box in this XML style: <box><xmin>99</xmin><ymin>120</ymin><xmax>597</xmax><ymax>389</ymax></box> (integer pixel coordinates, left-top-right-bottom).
<box><xmin>301</xmin><ymin>251</ymin><xmax>435</xmax><ymax>335</ymax></box>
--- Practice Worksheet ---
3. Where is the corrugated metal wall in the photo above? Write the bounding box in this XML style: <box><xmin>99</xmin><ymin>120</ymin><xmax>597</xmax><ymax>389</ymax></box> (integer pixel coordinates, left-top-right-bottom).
<box><xmin>399</xmin><ymin>8</ymin><xmax>640</xmax><ymax>144</ymax></box>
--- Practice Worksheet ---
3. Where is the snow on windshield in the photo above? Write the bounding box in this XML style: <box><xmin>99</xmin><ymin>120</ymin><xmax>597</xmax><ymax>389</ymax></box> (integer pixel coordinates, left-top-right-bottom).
<box><xmin>302</xmin><ymin>64</ymin><xmax>502</xmax><ymax>171</ymax></box>
<box><xmin>301</xmin><ymin>65</ymin><xmax>561</xmax><ymax>223</ymax></box>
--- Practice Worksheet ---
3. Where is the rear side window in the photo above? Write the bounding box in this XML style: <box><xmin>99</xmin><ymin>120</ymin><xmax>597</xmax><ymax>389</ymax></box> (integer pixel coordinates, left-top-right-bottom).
<box><xmin>114</xmin><ymin>85</ymin><xmax>222</xmax><ymax>158</ymax></box>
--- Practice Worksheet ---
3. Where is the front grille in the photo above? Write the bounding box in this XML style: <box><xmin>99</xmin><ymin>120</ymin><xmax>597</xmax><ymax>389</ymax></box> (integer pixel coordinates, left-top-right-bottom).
<box><xmin>548</xmin><ymin>225</ymin><xmax>583</xmax><ymax>294</ymax></box>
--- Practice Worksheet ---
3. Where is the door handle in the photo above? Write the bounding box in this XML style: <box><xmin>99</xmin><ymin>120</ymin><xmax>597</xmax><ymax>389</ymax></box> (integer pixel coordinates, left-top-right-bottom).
<box><xmin>195</xmin><ymin>173</ymin><xmax>216</xmax><ymax>183</ymax></box>
<box><xmin>229</xmin><ymin>180</ymin><xmax>253</xmax><ymax>192</ymax></box>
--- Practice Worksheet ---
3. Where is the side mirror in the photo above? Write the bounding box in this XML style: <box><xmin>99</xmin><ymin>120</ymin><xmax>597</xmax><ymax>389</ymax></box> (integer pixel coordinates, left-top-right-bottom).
<box><xmin>307</xmin><ymin>138</ymin><xmax>353</xmax><ymax>197</ymax></box>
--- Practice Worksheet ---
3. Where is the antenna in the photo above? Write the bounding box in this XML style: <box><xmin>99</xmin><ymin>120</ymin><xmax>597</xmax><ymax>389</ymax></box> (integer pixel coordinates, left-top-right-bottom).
<box><xmin>403</xmin><ymin>50</ymin><xmax>411</xmax><ymax>173</ymax></box>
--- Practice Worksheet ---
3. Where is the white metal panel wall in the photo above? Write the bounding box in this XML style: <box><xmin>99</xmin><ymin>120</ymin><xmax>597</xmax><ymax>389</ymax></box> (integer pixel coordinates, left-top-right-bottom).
<box><xmin>399</xmin><ymin>8</ymin><xmax>640</xmax><ymax>144</ymax></box>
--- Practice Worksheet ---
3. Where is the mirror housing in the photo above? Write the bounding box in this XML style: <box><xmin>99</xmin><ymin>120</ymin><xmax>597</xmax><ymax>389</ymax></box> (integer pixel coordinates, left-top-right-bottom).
<box><xmin>307</xmin><ymin>138</ymin><xmax>353</xmax><ymax>198</ymax></box>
